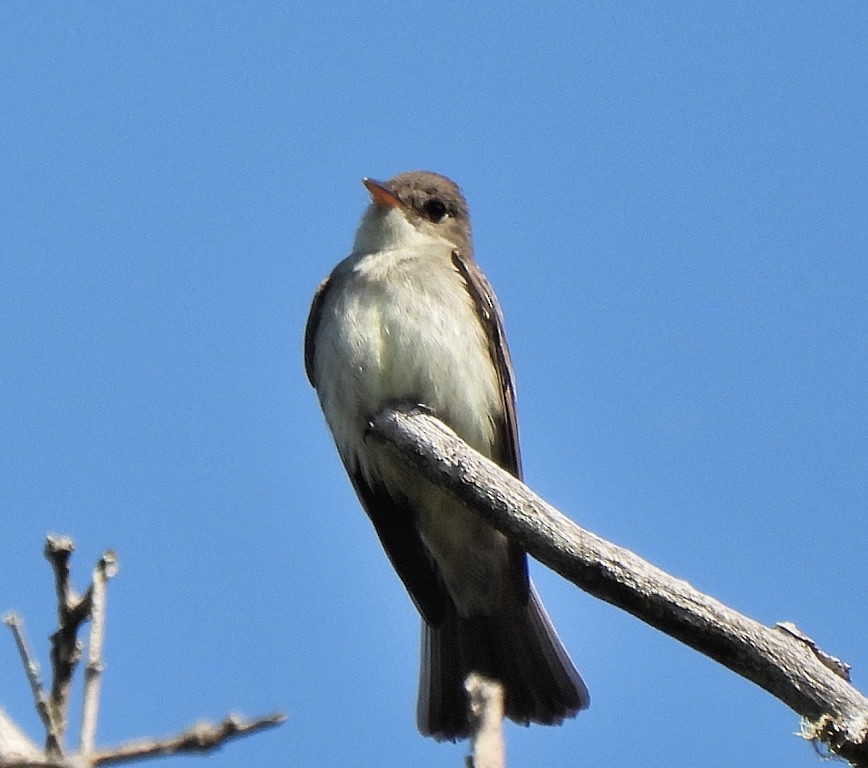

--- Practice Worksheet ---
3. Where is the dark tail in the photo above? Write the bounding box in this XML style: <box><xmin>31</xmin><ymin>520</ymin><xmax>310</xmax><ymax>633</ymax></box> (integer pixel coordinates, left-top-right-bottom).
<box><xmin>417</xmin><ymin>582</ymin><xmax>589</xmax><ymax>741</ymax></box>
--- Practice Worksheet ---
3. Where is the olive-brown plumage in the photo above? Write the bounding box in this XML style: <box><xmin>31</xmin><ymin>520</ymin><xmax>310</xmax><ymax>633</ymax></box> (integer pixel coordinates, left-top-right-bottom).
<box><xmin>305</xmin><ymin>171</ymin><xmax>589</xmax><ymax>739</ymax></box>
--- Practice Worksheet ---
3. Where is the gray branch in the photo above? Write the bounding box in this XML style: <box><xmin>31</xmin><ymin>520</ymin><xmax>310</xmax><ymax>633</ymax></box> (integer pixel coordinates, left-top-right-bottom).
<box><xmin>370</xmin><ymin>405</ymin><xmax>868</xmax><ymax>767</ymax></box>
<box><xmin>1</xmin><ymin>539</ymin><xmax>284</xmax><ymax>768</ymax></box>
<box><xmin>0</xmin><ymin>714</ymin><xmax>284</xmax><ymax>768</ymax></box>
<box><xmin>464</xmin><ymin>674</ymin><xmax>504</xmax><ymax>768</ymax></box>
<box><xmin>79</xmin><ymin>551</ymin><xmax>118</xmax><ymax>755</ymax></box>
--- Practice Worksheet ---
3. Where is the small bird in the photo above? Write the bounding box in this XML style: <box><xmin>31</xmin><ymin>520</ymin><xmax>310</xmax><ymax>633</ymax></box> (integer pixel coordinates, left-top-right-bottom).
<box><xmin>304</xmin><ymin>171</ymin><xmax>589</xmax><ymax>740</ymax></box>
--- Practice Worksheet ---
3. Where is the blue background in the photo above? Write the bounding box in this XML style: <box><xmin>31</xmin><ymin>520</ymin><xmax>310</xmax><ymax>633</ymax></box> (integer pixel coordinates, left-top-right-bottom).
<box><xmin>2</xmin><ymin>3</ymin><xmax>866</xmax><ymax>767</ymax></box>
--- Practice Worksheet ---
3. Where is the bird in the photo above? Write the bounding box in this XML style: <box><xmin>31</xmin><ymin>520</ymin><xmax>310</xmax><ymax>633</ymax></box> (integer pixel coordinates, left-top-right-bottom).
<box><xmin>304</xmin><ymin>170</ymin><xmax>589</xmax><ymax>740</ymax></box>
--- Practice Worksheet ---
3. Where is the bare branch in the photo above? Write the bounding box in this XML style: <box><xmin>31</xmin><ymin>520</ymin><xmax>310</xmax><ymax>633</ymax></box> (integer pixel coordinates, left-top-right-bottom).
<box><xmin>90</xmin><ymin>713</ymin><xmax>286</xmax><ymax>766</ymax></box>
<box><xmin>0</xmin><ymin>714</ymin><xmax>284</xmax><ymax>768</ymax></box>
<box><xmin>3</xmin><ymin>539</ymin><xmax>285</xmax><ymax>768</ymax></box>
<box><xmin>371</xmin><ymin>405</ymin><xmax>868</xmax><ymax>766</ymax></box>
<box><xmin>464</xmin><ymin>674</ymin><xmax>504</xmax><ymax>768</ymax></box>
<box><xmin>45</xmin><ymin>536</ymin><xmax>90</xmax><ymax>754</ymax></box>
<box><xmin>2</xmin><ymin>616</ymin><xmax>62</xmax><ymax>753</ymax></box>
<box><xmin>79</xmin><ymin>551</ymin><xmax>118</xmax><ymax>756</ymax></box>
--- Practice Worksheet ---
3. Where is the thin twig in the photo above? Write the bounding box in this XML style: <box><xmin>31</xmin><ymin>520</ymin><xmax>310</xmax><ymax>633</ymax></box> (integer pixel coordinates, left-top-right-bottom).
<box><xmin>89</xmin><ymin>713</ymin><xmax>286</xmax><ymax>765</ymax></box>
<box><xmin>79</xmin><ymin>551</ymin><xmax>118</xmax><ymax>756</ymax></box>
<box><xmin>3</xmin><ymin>540</ymin><xmax>286</xmax><ymax>768</ymax></box>
<box><xmin>0</xmin><ymin>712</ymin><xmax>283</xmax><ymax>768</ymax></box>
<box><xmin>0</xmin><ymin>714</ymin><xmax>285</xmax><ymax>768</ymax></box>
<box><xmin>2</xmin><ymin>616</ymin><xmax>62</xmax><ymax>755</ymax></box>
<box><xmin>45</xmin><ymin>536</ymin><xmax>91</xmax><ymax>753</ymax></box>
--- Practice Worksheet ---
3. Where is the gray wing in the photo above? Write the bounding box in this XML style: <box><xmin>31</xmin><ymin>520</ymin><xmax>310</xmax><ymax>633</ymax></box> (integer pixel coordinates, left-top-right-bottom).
<box><xmin>303</xmin><ymin>276</ymin><xmax>331</xmax><ymax>387</ymax></box>
<box><xmin>451</xmin><ymin>249</ymin><xmax>522</xmax><ymax>479</ymax></box>
<box><xmin>451</xmin><ymin>249</ymin><xmax>528</xmax><ymax>601</ymax></box>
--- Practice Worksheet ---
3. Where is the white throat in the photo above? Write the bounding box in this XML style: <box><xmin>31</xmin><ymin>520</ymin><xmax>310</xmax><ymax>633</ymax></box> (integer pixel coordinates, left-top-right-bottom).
<box><xmin>353</xmin><ymin>205</ymin><xmax>450</xmax><ymax>255</ymax></box>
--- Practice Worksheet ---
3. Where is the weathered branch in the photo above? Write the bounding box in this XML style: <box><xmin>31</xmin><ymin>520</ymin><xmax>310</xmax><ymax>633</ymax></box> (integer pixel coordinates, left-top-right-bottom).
<box><xmin>2</xmin><ymin>617</ymin><xmax>61</xmax><ymax>752</ymax></box>
<box><xmin>0</xmin><ymin>713</ymin><xmax>284</xmax><ymax>768</ymax></box>
<box><xmin>79</xmin><ymin>551</ymin><xmax>118</xmax><ymax>755</ymax></box>
<box><xmin>464</xmin><ymin>674</ymin><xmax>504</xmax><ymax>768</ymax></box>
<box><xmin>1</xmin><ymin>539</ymin><xmax>285</xmax><ymax>768</ymax></box>
<box><xmin>90</xmin><ymin>713</ymin><xmax>285</xmax><ymax>766</ymax></box>
<box><xmin>370</xmin><ymin>405</ymin><xmax>868</xmax><ymax>766</ymax></box>
<box><xmin>45</xmin><ymin>536</ymin><xmax>89</xmax><ymax>755</ymax></box>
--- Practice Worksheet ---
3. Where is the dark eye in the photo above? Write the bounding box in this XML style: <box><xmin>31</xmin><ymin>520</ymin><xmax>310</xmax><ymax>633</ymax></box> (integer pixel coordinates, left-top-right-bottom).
<box><xmin>421</xmin><ymin>198</ymin><xmax>448</xmax><ymax>222</ymax></box>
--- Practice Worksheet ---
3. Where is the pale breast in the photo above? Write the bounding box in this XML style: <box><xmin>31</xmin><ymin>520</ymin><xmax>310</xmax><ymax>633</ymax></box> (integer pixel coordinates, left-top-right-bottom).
<box><xmin>314</xmin><ymin>245</ymin><xmax>503</xmax><ymax>472</ymax></box>
<box><xmin>313</xmin><ymin>244</ymin><xmax>515</xmax><ymax>615</ymax></box>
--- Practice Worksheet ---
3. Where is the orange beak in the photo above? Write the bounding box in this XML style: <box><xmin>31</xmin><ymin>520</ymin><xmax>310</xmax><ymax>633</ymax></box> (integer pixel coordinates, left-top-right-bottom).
<box><xmin>363</xmin><ymin>177</ymin><xmax>405</xmax><ymax>209</ymax></box>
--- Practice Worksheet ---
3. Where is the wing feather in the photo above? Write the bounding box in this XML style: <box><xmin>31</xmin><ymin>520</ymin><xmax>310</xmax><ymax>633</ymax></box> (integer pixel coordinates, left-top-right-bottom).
<box><xmin>450</xmin><ymin>249</ymin><xmax>522</xmax><ymax>479</ymax></box>
<box><xmin>304</xmin><ymin>276</ymin><xmax>331</xmax><ymax>386</ymax></box>
<box><xmin>451</xmin><ymin>249</ymin><xmax>528</xmax><ymax>600</ymax></box>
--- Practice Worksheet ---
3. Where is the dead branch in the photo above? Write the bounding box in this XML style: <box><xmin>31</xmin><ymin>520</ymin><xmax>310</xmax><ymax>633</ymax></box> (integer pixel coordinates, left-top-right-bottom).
<box><xmin>371</xmin><ymin>405</ymin><xmax>868</xmax><ymax>767</ymax></box>
<box><xmin>2</xmin><ymin>617</ymin><xmax>61</xmax><ymax>752</ymax></box>
<box><xmin>45</xmin><ymin>536</ymin><xmax>90</xmax><ymax>755</ymax></box>
<box><xmin>1</xmin><ymin>538</ymin><xmax>284</xmax><ymax>768</ymax></box>
<box><xmin>464</xmin><ymin>674</ymin><xmax>504</xmax><ymax>768</ymax></box>
<box><xmin>0</xmin><ymin>713</ymin><xmax>284</xmax><ymax>768</ymax></box>
<box><xmin>79</xmin><ymin>551</ymin><xmax>117</xmax><ymax>755</ymax></box>
<box><xmin>90</xmin><ymin>713</ymin><xmax>285</xmax><ymax>766</ymax></box>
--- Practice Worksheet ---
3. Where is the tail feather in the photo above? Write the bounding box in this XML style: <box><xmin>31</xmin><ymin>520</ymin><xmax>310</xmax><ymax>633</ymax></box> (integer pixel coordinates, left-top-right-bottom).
<box><xmin>417</xmin><ymin>582</ymin><xmax>589</xmax><ymax>741</ymax></box>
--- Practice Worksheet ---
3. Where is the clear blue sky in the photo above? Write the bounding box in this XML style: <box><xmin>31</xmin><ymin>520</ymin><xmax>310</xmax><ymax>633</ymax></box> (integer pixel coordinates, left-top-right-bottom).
<box><xmin>2</xmin><ymin>3</ymin><xmax>866</xmax><ymax>767</ymax></box>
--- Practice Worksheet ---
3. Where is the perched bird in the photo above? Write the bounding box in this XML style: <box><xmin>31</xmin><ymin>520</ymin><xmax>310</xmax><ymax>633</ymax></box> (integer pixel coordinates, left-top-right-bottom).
<box><xmin>304</xmin><ymin>171</ymin><xmax>589</xmax><ymax>740</ymax></box>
